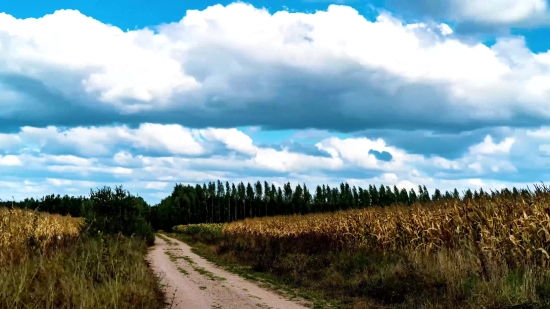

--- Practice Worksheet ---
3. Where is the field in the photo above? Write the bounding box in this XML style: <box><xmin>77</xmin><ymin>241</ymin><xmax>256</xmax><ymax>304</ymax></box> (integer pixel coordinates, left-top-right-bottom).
<box><xmin>0</xmin><ymin>207</ymin><xmax>84</xmax><ymax>264</ymax></box>
<box><xmin>173</xmin><ymin>185</ymin><xmax>550</xmax><ymax>308</ymax></box>
<box><xmin>0</xmin><ymin>207</ymin><xmax>167</xmax><ymax>309</ymax></box>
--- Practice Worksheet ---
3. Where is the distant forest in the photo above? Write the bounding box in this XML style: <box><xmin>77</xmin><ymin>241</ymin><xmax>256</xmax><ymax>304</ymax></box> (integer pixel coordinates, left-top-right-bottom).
<box><xmin>0</xmin><ymin>181</ymin><xmax>535</xmax><ymax>231</ymax></box>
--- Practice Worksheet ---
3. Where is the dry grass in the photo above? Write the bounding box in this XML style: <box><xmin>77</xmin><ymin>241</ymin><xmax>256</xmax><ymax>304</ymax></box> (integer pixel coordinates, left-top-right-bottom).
<box><xmin>223</xmin><ymin>185</ymin><xmax>550</xmax><ymax>268</ymax></box>
<box><xmin>0</xmin><ymin>207</ymin><xmax>168</xmax><ymax>309</ymax></box>
<box><xmin>0</xmin><ymin>207</ymin><xmax>84</xmax><ymax>265</ymax></box>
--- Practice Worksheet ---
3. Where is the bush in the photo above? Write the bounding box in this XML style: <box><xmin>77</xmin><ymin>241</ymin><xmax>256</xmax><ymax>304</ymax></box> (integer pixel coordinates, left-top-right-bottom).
<box><xmin>81</xmin><ymin>186</ymin><xmax>155</xmax><ymax>245</ymax></box>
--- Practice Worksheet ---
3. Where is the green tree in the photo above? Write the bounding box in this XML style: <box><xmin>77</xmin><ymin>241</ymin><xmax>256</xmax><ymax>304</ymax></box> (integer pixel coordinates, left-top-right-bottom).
<box><xmin>83</xmin><ymin>185</ymin><xmax>154</xmax><ymax>245</ymax></box>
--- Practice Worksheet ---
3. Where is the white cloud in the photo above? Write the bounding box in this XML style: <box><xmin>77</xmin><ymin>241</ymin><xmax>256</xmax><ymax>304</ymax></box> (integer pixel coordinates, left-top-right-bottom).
<box><xmin>527</xmin><ymin>128</ymin><xmax>550</xmax><ymax>138</ymax></box>
<box><xmin>429</xmin><ymin>157</ymin><xmax>461</xmax><ymax>170</ymax></box>
<box><xmin>132</xmin><ymin>123</ymin><xmax>204</xmax><ymax>155</ymax></box>
<box><xmin>315</xmin><ymin>136</ymin><xmax>420</xmax><ymax>170</ymax></box>
<box><xmin>0</xmin><ymin>134</ymin><xmax>21</xmax><ymax>150</ymax></box>
<box><xmin>2</xmin><ymin>3</ymin><xmax>550</xmax><ymax>132</ymax></box>
<box><xmin>0</xmin><ymin>155</ymin><xmax>22</xmax><ymax>166</ymax></box>
<box><xmin>451</xmin><ymin>0</ymin><xmax>547</xmax><ymax>25</ymax></box>
<box><xmin>200</xmin><ymin>128</ymin><xmax>256</xmax><ymax>155</ymax></box>
<box><xmin>250</xmin><ymin>147</ymin><xmax>343</xmax><ymax>172</ymax></box>
<box><xmin>2</xmin><ymin>3</ymin><xmax>550</xmax><ymax>204</ymax></box>
<box><xmin>4</xmin><ymin>122</ymin><xmax>550</xmax><ymax>205</ymax></box>
<box><xmin>469</xmin><ymin>135</ymin><xmax>515</xmax><ymax>155</ymax></box>
<box><xmin>0</xmin><ymin>10</ymin><xmax>200</xmax><ymax>109</ymax></box>
<box><xmin>16</xmin><ymin>124</ymin><xmax>204</xmax><ymax>156</ymax></box>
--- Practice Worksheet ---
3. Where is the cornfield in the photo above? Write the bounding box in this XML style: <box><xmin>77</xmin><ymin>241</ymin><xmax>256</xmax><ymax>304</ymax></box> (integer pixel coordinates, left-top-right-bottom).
<box><xmin>0</xmin><ymin>207</ymin><xmax>85</xmax><ymax>263</ymax></box>
<box><xmin>221</xmin><ymin>185</ymin><xmax>550</xmax><ymax>268</ymax></box>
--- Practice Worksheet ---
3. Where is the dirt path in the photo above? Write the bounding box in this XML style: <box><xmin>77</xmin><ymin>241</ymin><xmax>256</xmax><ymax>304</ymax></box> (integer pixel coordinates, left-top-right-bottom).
<box><xmin>147</xmin><ymin>234</ymin><xmax>310</xmax><ymax>309</ymax></box>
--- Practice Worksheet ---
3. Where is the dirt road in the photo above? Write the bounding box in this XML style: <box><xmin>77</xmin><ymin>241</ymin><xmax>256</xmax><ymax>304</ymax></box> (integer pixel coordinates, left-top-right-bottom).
<box><xmin>147</xmin><ymin>234</ymin><xmax>310</xmax><ymax>309</ymax></box>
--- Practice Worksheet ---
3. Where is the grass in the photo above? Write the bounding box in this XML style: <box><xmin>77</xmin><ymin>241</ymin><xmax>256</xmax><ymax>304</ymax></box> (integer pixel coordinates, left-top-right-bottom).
<box><xmin>0</xmin><ymin>234</ymin><xmax>169</xmax><ymax>309</ymax></box>
<box><xmin>157</xmin><ymin>233</ymin><xmax>177</xmax><ymax>246</ymax></box>
<box><xmin>165</xmin><ymin>232</ymin><xmax>334</xmax><ymax>308</ymax></box>
<box><xmin>177</xmin><ymin>266</ymin><xmax>190</xmax><ymax>276</ymax></box>
<box><xmin>163</xmin><ymin>243</ymin><xmax>227</xmax><ymax>282</ymax></box>
<box><xmin>167</xmin><ymin>228</ymin><xmax>550</xmax><ymax>309</ymax></box>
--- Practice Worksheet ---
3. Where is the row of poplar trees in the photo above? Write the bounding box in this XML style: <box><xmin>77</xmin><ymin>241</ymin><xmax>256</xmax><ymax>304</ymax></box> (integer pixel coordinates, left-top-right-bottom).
<box><xmin>149</xmin><ymin>181</ymin><xmax>466</xmax><ymax>231</ymax></box>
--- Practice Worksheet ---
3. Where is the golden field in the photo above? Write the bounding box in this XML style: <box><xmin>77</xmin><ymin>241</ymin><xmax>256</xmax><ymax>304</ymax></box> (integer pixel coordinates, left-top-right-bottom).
<box><xmin>171</xmin><ymin>188</ymin><xmax>550</xmax><ymax>308</ymax></box>
<box><xmin>218</xmin><ymin>187</ymin><xmax>550</xmax><ymax>268</ymax></box>
<box><xmin>0</xmin><ymin>207</ymin><xmax>84</xmax><ymax>263</ymax></box>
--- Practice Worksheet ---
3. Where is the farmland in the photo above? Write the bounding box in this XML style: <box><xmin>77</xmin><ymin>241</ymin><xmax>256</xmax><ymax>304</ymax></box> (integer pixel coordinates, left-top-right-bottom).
<box><xmin>172</xmin><ymin>184</ymin><xmax>550</xmax><ymax>309</ymax></box>
<box><xmin>5</xmin><ymin>181</ymin><xmax>550</xmax><ymax>308</ymax></box>
<box><xmin>0</xmin><ymin>207</ymin><xmax>84</xmax><ymax>264</ymax></box>
<box><xmin>0</xmin><ymin>186</ymin><xmax>167</xmax><ymax>309</ymax></box>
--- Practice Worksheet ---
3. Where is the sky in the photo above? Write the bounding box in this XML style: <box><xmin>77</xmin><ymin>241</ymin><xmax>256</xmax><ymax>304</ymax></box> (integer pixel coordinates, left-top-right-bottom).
<box><xmin>1</xmin><ymin>0</ymin><xmax>550</xmax><ymax>204</ymax></box>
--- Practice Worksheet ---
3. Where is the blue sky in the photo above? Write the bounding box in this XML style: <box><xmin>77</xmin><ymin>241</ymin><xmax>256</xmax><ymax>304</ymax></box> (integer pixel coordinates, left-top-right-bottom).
<box><xmin>1</xmin><ymin>0</ymin><xmax>550</xmax><ymax>204</ymax></box>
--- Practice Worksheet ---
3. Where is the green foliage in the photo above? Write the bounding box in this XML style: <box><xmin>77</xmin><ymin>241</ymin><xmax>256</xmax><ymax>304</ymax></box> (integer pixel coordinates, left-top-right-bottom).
<box><xmin>82</xmin><ymin>185</ymin><xmax>155</xmax><ymax>245</ymax></box>
<box><xmin>173</xmin><ymin>223</ymin><xmax>224</xmax><ymax>244</ymax></box>
<box><xmin>0</xmin><ymin>194</ymin><xmax>87</xmax><ymax>217</ymax></box>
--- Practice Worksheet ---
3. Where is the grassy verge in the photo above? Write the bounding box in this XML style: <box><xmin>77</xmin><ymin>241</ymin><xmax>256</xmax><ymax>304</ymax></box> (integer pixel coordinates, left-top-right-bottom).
<box><xmin>166</xmin><ymin>230</ymin><xmax>550</xmax><ymax>309</ymax></box>
<box><xmin>1</xmin><ymin>234</ymin><xmax>168</xmax><ymax>309</ymax></box>
<box><xmin>165</xmin><ymin>232</ymin><xmax>336</xmax><ymax>309</ymax></box>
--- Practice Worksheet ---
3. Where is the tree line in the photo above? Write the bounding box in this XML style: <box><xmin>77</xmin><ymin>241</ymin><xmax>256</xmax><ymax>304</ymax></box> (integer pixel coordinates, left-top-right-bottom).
<box><xmin>148</xmin><ymin>180</ymin><xmax>534</xmax><ymax>231</ymax></box>
<box><xmin>1</xmin><ymin>187</ymin><xmax>156</xmax><ymax>245</ymax></box>
<box><xmin>2</xmin><ymin>181</ymin><xmax>536</xmax><ymax>233</ymax></box>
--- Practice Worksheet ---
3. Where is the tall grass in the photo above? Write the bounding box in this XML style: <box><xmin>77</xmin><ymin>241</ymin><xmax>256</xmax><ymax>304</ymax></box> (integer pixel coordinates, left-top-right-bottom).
<box><xmin>0</xmin><ymin>207</ymin><xmax>168</xmax><ymax>309</ymax></box>
<box><xmin>0</xmin><ymin>234</ymin><xmax>167</xmax><ymax>309</ymax></box>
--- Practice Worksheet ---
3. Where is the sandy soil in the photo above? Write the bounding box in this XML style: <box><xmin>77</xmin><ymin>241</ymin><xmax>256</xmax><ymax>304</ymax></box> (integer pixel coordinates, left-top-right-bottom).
<box><xmin>147</xmin><ymin>234</ymin><xmax>310</xmax><ymax>309</ymax></box>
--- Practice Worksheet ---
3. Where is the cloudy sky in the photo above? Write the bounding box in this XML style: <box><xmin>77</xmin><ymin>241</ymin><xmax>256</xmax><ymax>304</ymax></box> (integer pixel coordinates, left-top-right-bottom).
<box><xmin>1</xmin><ymin>0</ymin><xmax>550</xmax><ymax>204</ymax></box>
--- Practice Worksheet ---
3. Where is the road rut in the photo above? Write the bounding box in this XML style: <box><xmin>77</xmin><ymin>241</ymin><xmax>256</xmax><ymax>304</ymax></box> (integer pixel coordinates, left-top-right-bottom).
<box><xmin>147</xmin><ymin>234</ymin><xmax>310</xmax><ymax>309</ymax></box>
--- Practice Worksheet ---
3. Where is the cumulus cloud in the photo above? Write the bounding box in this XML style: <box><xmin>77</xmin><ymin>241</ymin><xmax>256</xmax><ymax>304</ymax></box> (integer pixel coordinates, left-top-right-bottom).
<box><xmin>387</xmin><ymin>0</ymin><xmax>550</xmax><ymax>32</ymax></box>
<box><xmin>1</xmin><ymin>3</ymin><xmax>550</xmax><ymax>133</ymax></box>
<box><xmin>9</xmin><ymin>124</ymin><xmax>204</xmax><ymax>157</ymax></box>
<box><xmin>2</xmin><ymin>3</ymin><xmax>550</xmax><ymax>204</ymax></box>
<box><xmin>1</xmin><ymin>123</ymin><xmax>546</xmax><ymax>203</ymax></box>
<box><xmin>468</xmin><ymin>135</ymin><xmax>515</xmax><ymax>155</ymax></box>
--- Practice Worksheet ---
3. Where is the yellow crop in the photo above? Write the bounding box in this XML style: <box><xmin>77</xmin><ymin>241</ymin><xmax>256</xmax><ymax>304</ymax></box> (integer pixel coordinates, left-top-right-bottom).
<box><xmin>222</xmin><ymin>191</ymin><xmax>550</xmax><ymax>267</ymax></box>
<box><xmin>0</xmin><ymin>207</ymin><xmax>85</xmax><ymax>263</ymax></box>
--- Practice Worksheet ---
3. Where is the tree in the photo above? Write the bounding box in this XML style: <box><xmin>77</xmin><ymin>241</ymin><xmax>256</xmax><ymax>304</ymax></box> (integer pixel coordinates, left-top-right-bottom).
<box><xmin>399</xmin><ymin>188</ymin><xmax>409</xmax><ymax>205</ymax></box>
<box><xmin>217</xmin><ymin>180</ymin><xmax>225</xmax><ymax>222</ymax></box>
<box><xmin>254</xmin><ymin>181</ymin><xmax>263</xmax><ymax>217</ymax></box>
<box><xmin>231</xmin><ymin>183</ymin><xmax>238</xmax><ymax>221</ymax></box>
<box><xmin>379</xmin><ymin>185</ymin><xmax>387</xmax><ymax>206</ymax></box>
<box><xmin>225</xmin><ymin>181</ymin><xmax>231</xmax><ymax>222</ymax></box>
<box><xmin>84</xmin><ymin>185</ymin><xmax>154</xmax><ymax>245</ymax></box>
<box><xmin>369</xmin><ymin>185</ymin><xmax>379</xmax><ymax>206</ymax></box>
<box><xmin>432</xmin><ymin>189</ymin><xmax>442</xmax><ymax>201</ymax></box>
<box><xmin>464</xmin><ymin>189</ymin><xmax>473</xmax><ymax>200</ymax></box>
<box><xmin>283</xmin><ymin>183</ymin><xmax>293</xmax><ymax>215</ymax></box>
<box><xmin>271</xmin><ymin>184</ymin><xmax>277</xmax><ymax>216</ymax></box>
<box><xmin>293</xmin><ymin>184</ymin><xmax>303</xmax><ymax>215</ymax></box>
<box><xmin>423</xmin><ymin>185</ymin><xmax>431</xmax><ymax>202</ymax></box>
<box><xmin>409</xmin><ymin>188</ymin><xmax>418</xmax><ymax>205</ymax></box>
<box><xmin>276</xmin><ymin>187</ymin><xmax>284</xmax><ymax>215</ymax></box>
<box><xmin>246</xmin><ymin>182</ymin><xmax>254</xmax><ymax>218</ymax></box>
<box><xmin>238</xmin><ymin>182</ymin><xmax>246</xmax><ymax>220</ymax></box>
<box><xmin>453</xmin><ymin>188</ymin><xmax>460</xmax><ymax>200</ymax></box>
<box><xmin>264</xmin><ymin>181</ymin><xmax>271</xmax><ymax>217</ymax></box>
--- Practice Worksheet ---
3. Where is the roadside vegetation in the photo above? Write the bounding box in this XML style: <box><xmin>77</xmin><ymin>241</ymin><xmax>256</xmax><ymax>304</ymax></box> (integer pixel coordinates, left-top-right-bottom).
<box><xmin>0</xmin><ymin>186</ymin><xmax>168</xmax><ymax>309</ymax></box>
<box><xmin>171</xmin><ymin>184</ymin><xmax>550</xmax><ymax>309</ymax></box>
